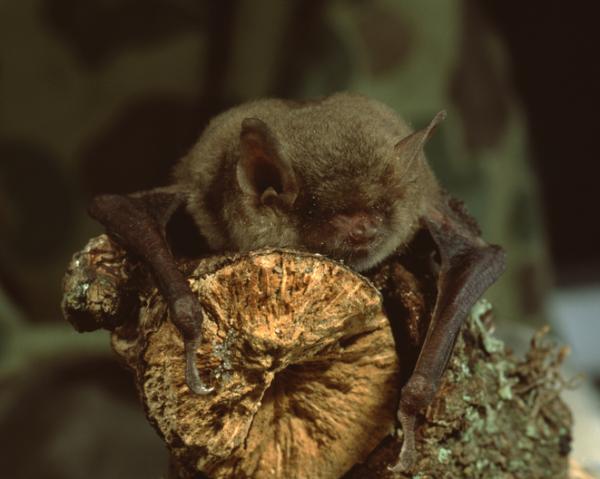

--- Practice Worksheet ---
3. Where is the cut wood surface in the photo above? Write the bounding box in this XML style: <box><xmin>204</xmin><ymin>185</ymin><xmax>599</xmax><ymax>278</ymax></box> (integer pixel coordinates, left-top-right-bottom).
<box><xmin>128</xmin><ymin>250</ymin><xmax>402</xmax><ymax>478</ymax></box>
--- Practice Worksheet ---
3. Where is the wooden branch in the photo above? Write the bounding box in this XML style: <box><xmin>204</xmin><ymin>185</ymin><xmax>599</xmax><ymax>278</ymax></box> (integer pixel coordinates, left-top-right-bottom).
<box><xmin>62</xmin><ymin>235</ymin><xmax>576</xmax><ymax>479</ymax></box>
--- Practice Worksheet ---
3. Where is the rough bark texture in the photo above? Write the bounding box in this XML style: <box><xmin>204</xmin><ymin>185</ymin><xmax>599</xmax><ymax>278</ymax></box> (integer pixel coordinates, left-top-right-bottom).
<box><xmin>62</xmin><ymin>235</ymin><xmax>578</xmax><ymax>479</ymax></box>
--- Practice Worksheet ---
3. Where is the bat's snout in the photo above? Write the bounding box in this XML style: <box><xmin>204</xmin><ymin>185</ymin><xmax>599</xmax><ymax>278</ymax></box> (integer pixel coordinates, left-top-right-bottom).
<box><xmin>330</xmin><ymin>212</ymin><xmax>382</xmax><ymax>248</ymax></box>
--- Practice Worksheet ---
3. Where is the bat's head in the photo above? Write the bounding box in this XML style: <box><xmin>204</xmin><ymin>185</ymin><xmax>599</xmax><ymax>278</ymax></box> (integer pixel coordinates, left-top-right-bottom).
<box><xmin>231</xmin><ymin>95</ymin><xmax>446</xmax><ymax>271</ymax></box>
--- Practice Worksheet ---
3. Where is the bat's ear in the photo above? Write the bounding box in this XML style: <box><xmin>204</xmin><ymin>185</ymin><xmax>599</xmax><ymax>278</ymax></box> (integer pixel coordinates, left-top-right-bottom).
<box><xmin>395</xmin><ymin>110</ymin><xmax>447</xmax><ymax>163</ymax></box>
<box><xmin>237</xmin><ymin>117</ymin><xmax>299</xmax><ymax>208</ymax></box>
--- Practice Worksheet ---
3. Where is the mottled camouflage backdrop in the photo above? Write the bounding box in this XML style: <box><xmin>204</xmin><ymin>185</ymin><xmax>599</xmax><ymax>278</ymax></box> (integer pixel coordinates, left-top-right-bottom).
<box><xmin>0</xmin><ymin>0</ymin><xmax>589</xmax><ymax>477</ymax></box>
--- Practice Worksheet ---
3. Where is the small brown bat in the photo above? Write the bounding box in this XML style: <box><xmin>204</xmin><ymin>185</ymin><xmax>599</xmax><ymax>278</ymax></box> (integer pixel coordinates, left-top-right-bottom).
<box><xmin>89</xmin><ymin>92</ymin><xmax>505</xmax><ymax>472</ymax></box>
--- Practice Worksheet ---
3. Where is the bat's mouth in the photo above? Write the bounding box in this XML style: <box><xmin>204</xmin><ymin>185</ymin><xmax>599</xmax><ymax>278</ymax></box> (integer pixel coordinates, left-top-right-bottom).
<box><xmin>303</xmin><ymin>211</ymin><xmax>388</xmax><ymax>269</ymax></box>
<box><xmin>311</xmin><ymin>233</ymin><xmax>389</xmax><ymax>272</ymax></box>
<box><xmin>344</xmin><ymin>239</ymin><xmax>377</xmax><ymax>255</ymax></box>
<box><xmin>335</xmin><ymin>236</ymin><xmax>381</xmax><ymax>262</ymax></box>
<box><xmin>345</xmin><ymin>233</ymin><xmax>376</xmax><ymax>248</ymax></box>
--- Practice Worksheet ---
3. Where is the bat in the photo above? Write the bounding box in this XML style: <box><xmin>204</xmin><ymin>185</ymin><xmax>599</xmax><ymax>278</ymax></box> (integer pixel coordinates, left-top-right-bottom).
<box><xmin>88</xmin><ymin>93</ymin><xmax>505</xmax><ymax>472</ymax></box>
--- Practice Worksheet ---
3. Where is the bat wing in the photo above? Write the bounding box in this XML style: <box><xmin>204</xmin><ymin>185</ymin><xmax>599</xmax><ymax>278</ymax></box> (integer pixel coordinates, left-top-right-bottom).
<box><xmin>90</xmin><ymin>185</ymin><xmax>187</xmax><ymax>241</ymax></box>
<box><xmin>418</xmin><ymin>194</ymin><xmax>506</xmax><ymax>378</ymax></box>
<box><xmin>391</xmin><ymin>193</ymin><xmax>506</xmax><ymax>472</ymax></box>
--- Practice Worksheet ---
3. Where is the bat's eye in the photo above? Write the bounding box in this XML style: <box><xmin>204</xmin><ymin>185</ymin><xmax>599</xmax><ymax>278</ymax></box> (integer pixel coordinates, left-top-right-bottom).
<box><xmin>373</xmin><ymin>200</ymin><xmax>389</xmax><ymax>213</ymax></box>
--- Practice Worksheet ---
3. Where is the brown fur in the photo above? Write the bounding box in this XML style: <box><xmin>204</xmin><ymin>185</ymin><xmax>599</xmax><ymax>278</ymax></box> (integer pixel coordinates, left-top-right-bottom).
<box><xmin>173</xmin><ymin>92</ymin><xmax>442</xmax><ymax>272</ymax></box>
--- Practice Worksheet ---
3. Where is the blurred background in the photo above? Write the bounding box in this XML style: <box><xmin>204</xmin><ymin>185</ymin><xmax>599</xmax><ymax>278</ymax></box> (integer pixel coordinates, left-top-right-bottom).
<box><xmin>0</xmin><ymin>0</ymin><xmax>598</xmax><ymax>477</ymax></box>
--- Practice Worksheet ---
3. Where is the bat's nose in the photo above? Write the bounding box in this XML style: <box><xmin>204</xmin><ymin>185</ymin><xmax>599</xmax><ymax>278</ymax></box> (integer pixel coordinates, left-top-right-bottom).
<box><xmin>349</xmin><ymin>219</ymin><xmax>378</xmax><ymax>243</ymax></box>
<box><xmin>331</xmin><ymin>212</ymin><xmax>380</xmax><ymax>246</ymax></box>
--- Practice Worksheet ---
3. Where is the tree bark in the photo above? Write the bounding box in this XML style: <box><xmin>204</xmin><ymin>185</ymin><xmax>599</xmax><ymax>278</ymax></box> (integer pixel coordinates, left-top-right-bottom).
<box><xmin>62</xmin><ymin>235</ymin><xmax>576</xmax><ymax>479</ymax></box>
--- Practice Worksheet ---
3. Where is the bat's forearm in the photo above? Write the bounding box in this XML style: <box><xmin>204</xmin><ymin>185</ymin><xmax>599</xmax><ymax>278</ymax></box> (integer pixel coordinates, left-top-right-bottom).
<box><xmin>89</xmin><ymin>193</ymin><xmax>210</xmax><ymax>392</ymax></box>
<box><xmin>89</xmin><ymin>194</ymin><xmax>184</xmax><ymax>291</ymax></box>
<box><xmin>391</xmin><ymin>199</ymin><xmax>506</xmax><ymax>472</ymax></box>
<box><xmin>89</xmin><ymin>194</ymin><xmax>200</xmax><ymax>336</ymax></box>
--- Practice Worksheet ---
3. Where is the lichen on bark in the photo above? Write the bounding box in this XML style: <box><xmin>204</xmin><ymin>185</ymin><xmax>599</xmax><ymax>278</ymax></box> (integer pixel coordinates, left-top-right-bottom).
<box><xmin>345</xmin><ymin>300</ymin><xmax>573</xmax><ymax>479</ymax></box>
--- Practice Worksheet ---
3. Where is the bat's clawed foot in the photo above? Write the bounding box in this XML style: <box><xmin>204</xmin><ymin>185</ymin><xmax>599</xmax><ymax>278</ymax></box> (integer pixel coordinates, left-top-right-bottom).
<box><xmin>185</xmin><ymin>338</ymin><xmax>215</xmax><ymax>395</ymax></box>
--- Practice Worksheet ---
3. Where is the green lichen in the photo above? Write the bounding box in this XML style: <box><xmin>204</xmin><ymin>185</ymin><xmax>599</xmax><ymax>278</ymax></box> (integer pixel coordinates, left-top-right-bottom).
<box><xmin>344</xmin><ymin>300</ymin><xmax>573</xmax><ymax>478</ymax></box>
<box><xmin>437</xmin><ymin>448</ymin><xmax>452</xmax><ymax>464</ymax></box>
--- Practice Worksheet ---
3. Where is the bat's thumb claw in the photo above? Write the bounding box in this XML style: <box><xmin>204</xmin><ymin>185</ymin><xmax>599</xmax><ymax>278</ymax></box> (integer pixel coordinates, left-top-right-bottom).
<box><xmin>189</xmin><ymin>381</ymin><xmax>215</xmax><ymax>395</ymax></box>
<box><xmin>185</xmin><ymin>339</ymin><xmax>215</xmax><ymax>395</ymax></box>
<box><xmin>185</xmin><ymin>363</ymin><xmax>215</xmax><ymax>395</ymax></box>
<box><xmin>388</xmin><ymin>441</ymin><xmax>416</xmax><ymax>473</ymax></box>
